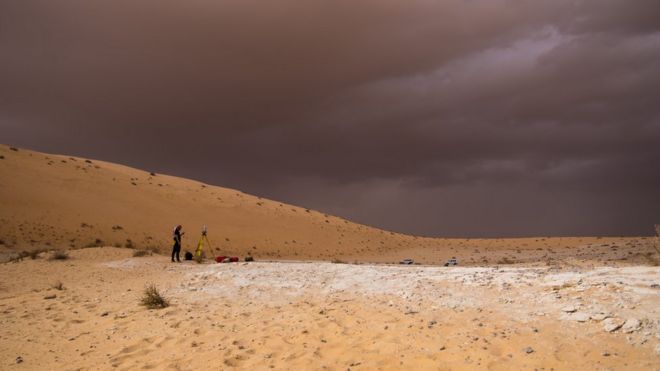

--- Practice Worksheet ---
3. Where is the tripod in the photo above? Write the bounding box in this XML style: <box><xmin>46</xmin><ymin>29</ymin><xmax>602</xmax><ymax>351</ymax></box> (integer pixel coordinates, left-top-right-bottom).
<box><xmin>195</xmin><ymin>225</ymin><xmax>214</xmax><ymax>259</ymax></box>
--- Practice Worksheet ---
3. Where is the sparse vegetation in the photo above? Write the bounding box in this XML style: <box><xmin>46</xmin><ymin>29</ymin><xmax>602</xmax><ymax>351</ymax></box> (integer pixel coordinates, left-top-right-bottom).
<box><xmin>84</xmin><ymin>238</ymin><xmax>104</xmax><ymax>248</ymax></box>
<box><xmin>49</xmin><ymin>250</ymin><xmax>69</xmax><ymax>260</ymax></box>
<box><xmin>7</xmin><ymin>251</ymin><xmax>30</xmax><ymax>263</ymax></box>
<box><xmin>133</xmin><ymin>250</ymin><xmax>151</xmax><ymax>257</ymax></box>
<box><xmin>497</xmin><ymin>257</ymin><xmax>516</xmax><ymax>265</ymax></box>
<box><xmin>140</xmin><ymin>284</ymin><xmax>169</xmax><ymax>309</ymax></box>
<box><xmin>28</xmin><ymin>249</ymin><xmax>46</xmax><ymax>259</ymax></box>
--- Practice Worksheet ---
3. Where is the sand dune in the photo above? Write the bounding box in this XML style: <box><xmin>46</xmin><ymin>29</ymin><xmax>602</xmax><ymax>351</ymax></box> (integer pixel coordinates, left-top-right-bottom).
<box><xmin>1</xmin><ymin>144</ymin><xmax>657</xmax><ymax>266</ymax></box>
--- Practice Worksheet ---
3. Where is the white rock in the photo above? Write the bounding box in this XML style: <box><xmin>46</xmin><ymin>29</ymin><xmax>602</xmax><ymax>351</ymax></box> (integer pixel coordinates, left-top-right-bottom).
<box><xmin>590</xmin><ymin>312</ymin><xmax>610</xmax><ymax>321</ymax></box>
<box><xmin>572</xmin><ymin>312</ymin><xmax>590</xmax><ymax>322</ymax></box>
<box><xmin>562</xmin><ymin>305</ymin><xmax>578</xmax><ymax>313</ymax></box>
<box><xmin>622</xmin><ymin>318</ymin><xmax>641</xmax><ymax>333</ymax></box>
<box><xmin>603</xmin><ymin>318</ymin><xmax>624</xmax><ymax>332</ymax></box>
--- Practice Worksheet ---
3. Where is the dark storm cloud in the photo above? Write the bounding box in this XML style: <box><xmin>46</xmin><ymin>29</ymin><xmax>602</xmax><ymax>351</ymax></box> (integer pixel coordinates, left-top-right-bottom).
<box><xmin>1</xmin><ymin>0</ymin><xmax>659</xmax><ymax>236</ymax></box>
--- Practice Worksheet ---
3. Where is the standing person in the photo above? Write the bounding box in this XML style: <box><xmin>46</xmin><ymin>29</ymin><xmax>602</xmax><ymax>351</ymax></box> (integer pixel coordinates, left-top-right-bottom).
<box><xmin>172</xmin><ymin>225</ymin><xmax>184</xmax><ymax>262</ymax></box>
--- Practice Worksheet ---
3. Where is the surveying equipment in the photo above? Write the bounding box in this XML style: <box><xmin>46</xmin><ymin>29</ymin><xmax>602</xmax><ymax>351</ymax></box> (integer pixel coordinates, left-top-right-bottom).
<box><xmin>195</xmin><ymin>225</ymin><xmax>214</xmax><ymax>259</ymax></box>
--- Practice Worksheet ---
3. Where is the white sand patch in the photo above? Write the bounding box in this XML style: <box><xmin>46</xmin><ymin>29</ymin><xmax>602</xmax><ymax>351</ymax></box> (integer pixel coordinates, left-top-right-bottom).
<box><xmin>167</xmin><ymin>262</ymin><xmax>659</xmax><ymax>330</ymax></box>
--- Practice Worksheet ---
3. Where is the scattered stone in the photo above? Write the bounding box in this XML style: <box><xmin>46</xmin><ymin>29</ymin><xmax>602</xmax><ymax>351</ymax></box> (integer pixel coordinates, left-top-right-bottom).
<box><xmin>603</xmin><ymin>318</ymin><xmax>624</xmax><ymax>332</ymax></box>
<box><xmin>15</xmin><ymin>356</ymin><xmax>23</xmax><ymax>364</ymax></box>
<box><xmin>590</xmin><ymin>312</ymin><xmax>610</xmax><ymax>321</ymax></box>
<box><xmin>428</xmin><ymin>320</ymin><xmax>437</xmax><ymax>327</ymax></box>
<box><xmin>650</xmin><ymin>283</ymin><xmax>659</xmax><ymax>289</ymax></box>
<box><xmin>602</xmin><ymin>351</ymin><xmax>610</xmax><ymax>357</ymax></box>
<box><xmin>101</xmin><ymin>311</ymin><xmax>109</xmax><ymax>317</ymax></box>
<box><xmin>572</xmin><ymin>312</ymin><xmax>590</xmax><ymax>322</ymax></box>
<box><xmin>44</xmin><ymin>294</ymin><xmax>56</xmax><ymax>300</ymax></box>
<box><xmin>621</xmin><ymin>318</ymin><xmax>641</xmax><ymax>333</ymax></box>
<box><xmin>523</xmin><ymin>347</ymin><xmax>534</xmax><ymax>354</ymax></box>
<box><xmin>439</xmin><ymin>345</ymin><xmax>446</xmax><ymax>351</ymax></box>
<box><xmin>562</xmin><ymin>305</ymin><xmax>577</xmax><ymax>313</ymax></box>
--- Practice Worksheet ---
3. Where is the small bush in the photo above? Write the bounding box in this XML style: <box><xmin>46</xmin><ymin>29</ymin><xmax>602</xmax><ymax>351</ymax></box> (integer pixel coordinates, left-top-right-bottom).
<box><xmin>140</xmin><ymin>284</ymin><xmax>169</xmax><ymax>309</ymax></box>
<box><xmin>133</xmin><ymin>250</ymin><xmax>151</xmax><ymax>257</ymax></box>
<box><xmin>28</xmin><ymin>249</ymin><xmax>46</xmax><ymax>259</ymax></box>
<box><xmin>497</xmin><ymin>257</ymin><xmax>516</xmax><ymax>265</ymax></box>
<box><xmin>49</xmin><ymin>250</ymin><xmax>69</xmax><ymax>260</ymax></box>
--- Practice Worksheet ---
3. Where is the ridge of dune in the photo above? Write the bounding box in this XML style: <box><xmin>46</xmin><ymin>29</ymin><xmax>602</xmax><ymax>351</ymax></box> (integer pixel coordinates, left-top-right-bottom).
<box><xmin>0</xmin><ymin>144</ymin><xmax>404</xmax><ymax>259</ymax></box>
<box><xmin>0</xmin><ymin>144</ymin><xmax>657</xmax><ymax>266</ymax></box>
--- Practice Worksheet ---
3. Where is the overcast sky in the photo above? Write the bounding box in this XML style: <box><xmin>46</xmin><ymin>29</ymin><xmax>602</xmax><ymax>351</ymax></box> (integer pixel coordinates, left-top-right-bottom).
<box><xmin>2</xmin><ymin>1</ymin><xmax>659</xmax><ymax>237</ymax></box>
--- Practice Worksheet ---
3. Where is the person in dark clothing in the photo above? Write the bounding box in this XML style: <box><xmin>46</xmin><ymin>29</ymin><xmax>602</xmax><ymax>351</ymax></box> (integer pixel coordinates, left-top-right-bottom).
<box><xmin>172</xmin><ymin>225</ymin><xmax>184</xmax><ymax>262</ymax></box>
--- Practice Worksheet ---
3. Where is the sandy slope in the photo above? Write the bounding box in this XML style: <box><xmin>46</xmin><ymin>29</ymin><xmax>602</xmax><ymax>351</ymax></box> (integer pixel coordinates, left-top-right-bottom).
<box><xmin>0</xmin><ymin>248</ymin><xmax>658</xmax><ymax>370</ymax></box>
<box><xmin>1</xmin><ymin>145</ymin><xmax>658</xmax><ymax>266</ymax></box>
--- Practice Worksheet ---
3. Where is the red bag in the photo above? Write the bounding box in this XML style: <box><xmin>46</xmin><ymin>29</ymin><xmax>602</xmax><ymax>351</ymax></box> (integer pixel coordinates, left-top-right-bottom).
<box><xmin>215</xmin><ymin>256</ymin><xmax>226</xmax><ymax>263</ymax></box>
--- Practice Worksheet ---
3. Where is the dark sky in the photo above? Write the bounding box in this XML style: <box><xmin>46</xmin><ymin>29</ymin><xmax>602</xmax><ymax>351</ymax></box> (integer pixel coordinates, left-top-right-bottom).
<box><xmin>2</xmin><ymin>1</ymin><xmax>659</xmax><ymax>237</ymax></box>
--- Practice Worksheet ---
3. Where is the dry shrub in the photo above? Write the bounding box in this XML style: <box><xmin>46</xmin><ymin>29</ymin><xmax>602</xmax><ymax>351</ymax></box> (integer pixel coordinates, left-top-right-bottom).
<box><xmin>49</xmin><ymin>250</ymin><xmax>69</xmax><ymax>260</ymax></box>
<box><xmin>28</xmin><ymin>248</ymin><xmax>48</xmax><ymax>259</ymax></box>
<box><xmin>140</xmin><ymin>284</ymin><xmax>169</xmax><ymax>309</ymax></box>
<box><xmin>132</xmin><ymin>250</ymin><xmax>151</xmax><ymax>257</ymax></box>
<box><xmin>8</xmin><ymin>251</ymin><xmax>30</xmax><ymax>263</ymax></box>
<box><xmin>497</xmin><ymin>257</ymin><xmax>516</xmax><ymax>265</ymax></box>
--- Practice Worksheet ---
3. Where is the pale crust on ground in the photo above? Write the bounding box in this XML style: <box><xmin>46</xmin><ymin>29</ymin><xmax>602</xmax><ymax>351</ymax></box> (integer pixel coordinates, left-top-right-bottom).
<box><xmin>0</xmin><ymin>248</ymin><xmax>658</xmax><ymax>370</ymax></box>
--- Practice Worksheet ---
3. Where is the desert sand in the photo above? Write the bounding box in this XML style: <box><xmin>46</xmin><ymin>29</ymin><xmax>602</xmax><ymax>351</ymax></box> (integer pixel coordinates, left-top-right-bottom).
<box><xmin>1</xmin><ymin>248</ymin><xmax>658</xmax><ymax>370</ymax></box>
<box><xmin>1</xmin><ymin>144</ymin><xmax>659</xmax><ymax>369</ymax></box>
